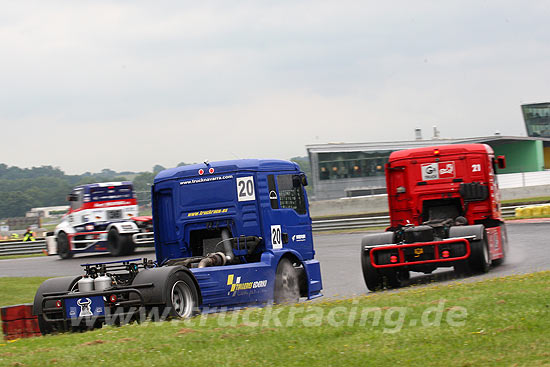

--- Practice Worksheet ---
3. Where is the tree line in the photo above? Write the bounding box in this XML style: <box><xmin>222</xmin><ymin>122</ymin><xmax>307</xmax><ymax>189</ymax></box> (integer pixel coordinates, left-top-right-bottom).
<box><xmin>0</xmin><ymin>158</ymin><xmax>310</xmax><ymax>219</ymax></box>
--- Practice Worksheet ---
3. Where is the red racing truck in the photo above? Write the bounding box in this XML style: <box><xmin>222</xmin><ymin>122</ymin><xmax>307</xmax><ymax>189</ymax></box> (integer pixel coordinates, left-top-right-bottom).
<box><xmin>361</xmin><ymin>144</ymin><xmax>508</xmax><ymax>291</ymax></box>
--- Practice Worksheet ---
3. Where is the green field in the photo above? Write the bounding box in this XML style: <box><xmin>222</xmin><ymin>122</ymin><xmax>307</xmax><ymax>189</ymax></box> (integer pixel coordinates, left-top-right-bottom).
<box><xmin>1</xmin><ymin>272</ymin><xmax>550</xmax><ymax>366</ymax></box>
<box><xmin>0</xmin><ymin>277</ymin><xmax>50</xmax><ymax>307</ymax></box>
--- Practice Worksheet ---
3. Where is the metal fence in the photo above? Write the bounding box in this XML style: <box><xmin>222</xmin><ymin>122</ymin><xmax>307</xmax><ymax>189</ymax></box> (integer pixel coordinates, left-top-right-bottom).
<box><xmin>310</xmin><ymin>206</ymin><xmax>519</xmax><ymax>231</ymax></box>
<box><xmin>0</xmin><ymin>240</ymin><xmax>46</xmax><ymax>256</ymax></box>
<box><xmin>0</xmin><ymin>206</ymin><xmax>522</xmax><ymax>256</ymax></box>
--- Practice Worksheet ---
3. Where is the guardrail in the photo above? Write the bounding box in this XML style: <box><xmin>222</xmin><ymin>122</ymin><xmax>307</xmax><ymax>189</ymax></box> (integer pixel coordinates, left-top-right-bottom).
<box><xmin>311</xmin><ymin>205</ymin><xmax>519</xmax><ymax>232</ymax></box>
<box><xmin>0</xmin><ymin>240</ymin><xmax>46</xmax><ymax>256</ymax></box>
<box><xmin>0</xmin><ymin>205</ymin><xmax>526</xmax><ymax>256</ymax></box>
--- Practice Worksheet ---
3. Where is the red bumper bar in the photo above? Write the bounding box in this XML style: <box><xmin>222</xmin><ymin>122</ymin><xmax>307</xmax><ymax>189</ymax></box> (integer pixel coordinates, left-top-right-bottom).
<box><xmin>369</xmin><ymin>238</ymin><xmax>471</xmax><ymax>268</ymax></box>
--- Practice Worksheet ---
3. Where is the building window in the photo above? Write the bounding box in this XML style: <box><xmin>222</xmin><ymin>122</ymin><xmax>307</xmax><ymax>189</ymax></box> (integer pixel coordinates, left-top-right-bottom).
<box><xmin>522</xmin><ymin>103</ymin><xmax>550</xmax><ymax>138</ymax></box>
<box><xmin>317</xmin><ymin>152</ymin><xmax>390</xmax><ymax>180</ymax></box>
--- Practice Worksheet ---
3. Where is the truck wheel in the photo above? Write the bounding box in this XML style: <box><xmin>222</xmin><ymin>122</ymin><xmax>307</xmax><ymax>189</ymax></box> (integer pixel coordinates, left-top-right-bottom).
<box><xmin>469</xmin><ymin>237</ymin><xmax>491</xmax><ymax>273</ymax></box>
<box><xmin>165</xmin><ymin>272</ymin><xmax>199</xmax><ymax>318</ymax></box>
<box><xmin>361</xmin><ymin>250</ymin><xmax>383</xmax><ymax>291</ymax></box>
<box><xmin>274</xmin><ymin>258</ymin><xmax>300</xmax><ymax>304</ymax></box>
<box><xmin>107</xmin><ymin>228</ymin><xmax>131</xmax><ymax>256</ymax></box>
<box><xmin>57</xmin><ymin>232</ymin><xmax>73</xmax><ymax>259</ymax></box>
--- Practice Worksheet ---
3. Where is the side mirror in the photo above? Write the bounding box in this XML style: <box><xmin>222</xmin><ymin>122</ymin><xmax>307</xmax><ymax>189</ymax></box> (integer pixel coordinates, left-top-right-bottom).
<box><xmin>292</xmin><ymin>174</ymin><xmax>308</xmax><ymax>188</ymax></box>
<box><xmin>301</xmin><ymin>173</ymin><xmax>308</xmax><ymax>187</ymax></box>
<box><xmin>496</xmin><ymin>155</ymin><xmax>506</xmax><ymax>169</ymax></box>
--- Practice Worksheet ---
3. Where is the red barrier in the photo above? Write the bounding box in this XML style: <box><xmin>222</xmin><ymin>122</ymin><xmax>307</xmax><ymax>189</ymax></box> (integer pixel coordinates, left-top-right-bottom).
<box><xmin>1</xmin><ymin>304</ymin><xmax>40</xmax><ymax>340</ymax></box>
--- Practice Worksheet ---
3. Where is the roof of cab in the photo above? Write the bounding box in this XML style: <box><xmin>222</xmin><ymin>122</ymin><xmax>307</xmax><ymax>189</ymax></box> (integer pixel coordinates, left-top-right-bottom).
<box><xmin>154</xmin><ymin>159</ymin><xmax>301</xmax><ymax>183</ymax></box>
<box><xmin>389</xmin><ymin>143</ymin><xmax>493</xmax><ymax>163</ymax></box>
<box><xmin>74</xmin><ymin>181</ymin><xmax>133</xmax><ymax>190</ymax></box>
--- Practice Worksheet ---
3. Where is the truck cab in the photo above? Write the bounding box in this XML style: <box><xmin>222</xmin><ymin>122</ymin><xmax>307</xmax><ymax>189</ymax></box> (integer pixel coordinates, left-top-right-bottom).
<box><xmin>152</xmin><ymin>159</ymin><xmax>322</xmax><ymax>306</ymax></box>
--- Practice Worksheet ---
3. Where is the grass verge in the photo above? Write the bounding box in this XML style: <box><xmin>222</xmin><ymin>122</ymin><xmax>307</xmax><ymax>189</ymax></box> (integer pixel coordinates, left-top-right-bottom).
<box><xmin>0</xmin><ymin>277</ymin><xmax>50</xmax><ymax>307</ymax></box>
<box><xmin>1</xmin><ymin>272</ymin><xmax>550</xmax><ymax>366</ymax></box>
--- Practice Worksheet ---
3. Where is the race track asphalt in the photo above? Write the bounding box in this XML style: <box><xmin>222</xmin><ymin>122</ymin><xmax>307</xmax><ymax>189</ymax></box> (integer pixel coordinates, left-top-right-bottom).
<box><xmin>1</xmin><ymin>220</ymin><xmax>548</xmax><ymax>299</ymax></box>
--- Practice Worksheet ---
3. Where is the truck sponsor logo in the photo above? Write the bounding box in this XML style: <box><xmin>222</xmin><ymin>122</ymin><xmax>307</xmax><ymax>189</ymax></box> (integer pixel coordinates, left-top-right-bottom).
<box><xmin>180</xmin><ymin>175</ymin><xmax>234</xmax><ymax>186</ymax></box>
<box><xmin>292</xmin><ymin>234</ymin><xmax>306</xmax><ymax>242</ymax></box>
<box><xmin>226</xmin><ymin>274</ymin><xmax>268</xmax><ymax>296</ymax></box>
<box><xmin>187</xmin><ymin>208</ymin><xmax>229</xmax><ymax>217</ymax></box>
<box><xmin>421</xmin><ymin>161</ymin><xmax>456</xmax><ymax>180</ymax></box>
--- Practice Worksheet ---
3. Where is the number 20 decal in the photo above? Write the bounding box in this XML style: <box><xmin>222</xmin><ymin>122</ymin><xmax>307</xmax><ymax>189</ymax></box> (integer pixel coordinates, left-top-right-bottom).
<box><xmin>271</xmin><ymin>225</ymin><xmax>282</xmax><ymax>249</ymax></box>
<box><xmin>472</xmin><ymin>164</ymin><xmax>482</xmax><ymax>172</ymax></box>
<box><xmin>236</xmin><ymin>176</ymin><xmax>255</xmax><ymax>202</ymax></box>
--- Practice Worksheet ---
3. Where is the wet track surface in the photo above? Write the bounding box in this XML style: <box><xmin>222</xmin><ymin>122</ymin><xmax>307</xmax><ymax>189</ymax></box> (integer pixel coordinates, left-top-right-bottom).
<box><xmin>1</xmin><ymin>221</ymin><xmax>549</xmax><ymax>299</ymax></box>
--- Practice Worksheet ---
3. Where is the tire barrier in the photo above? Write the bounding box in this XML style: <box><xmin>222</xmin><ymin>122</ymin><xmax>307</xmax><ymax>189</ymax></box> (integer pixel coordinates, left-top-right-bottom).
<box><xmin>515</xmin><ymin>204</ymin><xmax>550</xmax><ymax>219</ymax></box>
<box><xmin>1</xmin><ymin>304</ymin><xmax>40</xmax><ymax>340</ymax></box>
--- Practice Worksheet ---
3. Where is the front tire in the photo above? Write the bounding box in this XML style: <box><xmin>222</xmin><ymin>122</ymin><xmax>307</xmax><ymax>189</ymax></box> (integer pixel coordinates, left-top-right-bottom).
<box><xmin>107</xmin><ymin>228</ymin><xmax>132</xmax><ymax>256</ymax></box>
<box><xmin>57</xmin><ymin>232</ymin><xmax>73</xmax><ymax>259</ymax></box>
<box><xmin>274</xmin><ymin>258</ymin><xmax>300</xmax><ymax>304</ymax></box>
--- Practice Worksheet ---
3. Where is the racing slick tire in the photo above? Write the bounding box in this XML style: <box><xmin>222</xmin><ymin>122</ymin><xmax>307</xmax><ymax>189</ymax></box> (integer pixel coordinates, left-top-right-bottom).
<box><xmin>469</xmin><ymin>235</ymin><xmax>491</xmax><ymax>274</ymax></box>
<box><xmin>361</xmin><ymin>250</ymin><xmax>383</xmax><ymax>292</ymax></box>
<box><xmin>274</xmin><ymin>258</ymin><xmax>300</xmax><ymax>304</ymax></box>
<box><xmin>57</xmin><ymin>232</ymin><xmax>73</xmax><ymax>259</ymax></box>
<box><xmin>107</xmin><ymin>228</ymin><xmax>133</xmax><ymax>257</ymax></box>
<box><xmin>164</xmin><ymin>271</ymin><xmax>200</xmax><ymax>319</ymax></box>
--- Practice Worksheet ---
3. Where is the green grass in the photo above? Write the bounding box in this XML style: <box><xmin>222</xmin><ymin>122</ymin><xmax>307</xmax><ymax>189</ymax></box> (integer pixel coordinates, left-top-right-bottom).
<box><xmin>0</xmin><ymin>277</ymin><xmax>50</xmax><ymax>307</ymax></box>
<box><xmin>1</xmin><ymin>272</ymin><xmax>550</xmax><ymax>366</ymax></box>
<box><xmin>501</xmin><ymin>196</ymin><xmax>550</xmax><ymax>205</ymax></box>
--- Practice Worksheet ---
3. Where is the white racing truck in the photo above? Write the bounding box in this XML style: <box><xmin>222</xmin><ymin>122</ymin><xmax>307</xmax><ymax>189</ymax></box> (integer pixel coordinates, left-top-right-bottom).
<box><xmin>46</xmin><ymin>182</ymin><xmax>154</xmax><ymax>259</ymax></box>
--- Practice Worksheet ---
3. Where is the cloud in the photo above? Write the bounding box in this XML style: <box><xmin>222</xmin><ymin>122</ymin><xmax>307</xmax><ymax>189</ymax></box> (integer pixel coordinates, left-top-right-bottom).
<box><xmin>1</xmin><ymin>1</ymin><xmax>549</xmax><ymax>173</ymax></box>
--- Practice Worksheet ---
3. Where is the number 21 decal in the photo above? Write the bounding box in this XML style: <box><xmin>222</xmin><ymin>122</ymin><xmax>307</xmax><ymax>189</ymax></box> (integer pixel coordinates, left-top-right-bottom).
<box><xmin>237</xmin><ymin>176</ymin><xmax>255</xmax><ymax>201</ymax></box>
<box><xmin>472</xmin><ymin>164</ymin><xmax>481</xmax><ymax>172</ymax></box>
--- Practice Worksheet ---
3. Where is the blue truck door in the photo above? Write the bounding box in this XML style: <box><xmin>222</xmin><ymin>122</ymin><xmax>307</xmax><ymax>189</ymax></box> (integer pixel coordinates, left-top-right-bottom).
<box><xmin>266</xmin><ymin>173</ymin><xmax>314</xmax><ymax>259</ymax></box>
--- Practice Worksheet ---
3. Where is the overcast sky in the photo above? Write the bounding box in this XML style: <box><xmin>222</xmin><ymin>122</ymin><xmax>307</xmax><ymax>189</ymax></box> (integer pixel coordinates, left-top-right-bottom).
<box><xmin>1</xmin><ymin>1</ymin><xmax>549</xmax><ymax>174</ymax></box>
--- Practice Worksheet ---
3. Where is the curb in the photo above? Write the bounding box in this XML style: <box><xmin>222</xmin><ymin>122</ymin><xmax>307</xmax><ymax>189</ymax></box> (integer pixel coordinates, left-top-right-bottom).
<box><xmin>1</xmin><ymin>304</ymin><xmax>40</xmax><ymax>340</ymax></box>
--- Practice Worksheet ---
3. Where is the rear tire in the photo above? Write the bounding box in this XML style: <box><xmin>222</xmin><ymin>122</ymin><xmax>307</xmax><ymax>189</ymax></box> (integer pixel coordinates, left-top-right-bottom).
<box><xmin>165</xmin><ymin>272</ymin><xmax>199</xmax><ymax>318</ymax></box>
<box><xmin>361</xmin><ymin>250</ymin><xmax>383</xmax><ymax>291</ymax></box>
<box><xmin>57</xmin><ymin>232</ymin><xmax>73</xmax><ymax>259</ymax></box>
<box><xmin>274</xmin><ymin>258</ymin><xmax>300</xmax><ymax>304</ymax></box>
<box><xmin>469</xmin><ymin>236</ymin><xmax>491</xmax><ymax>273</ymax></box>
<box><xmin>107</xmin><ymin>228</ymin><xmax>131</xmax><ymax>257</ymax></box>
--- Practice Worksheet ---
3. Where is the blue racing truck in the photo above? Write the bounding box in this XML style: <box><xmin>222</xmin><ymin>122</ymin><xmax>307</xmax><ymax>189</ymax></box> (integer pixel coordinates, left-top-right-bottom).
<box><xmin>33</xmin><ymin>160</ymin><xmax>323</xmax><ymax>333</ymax></box>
